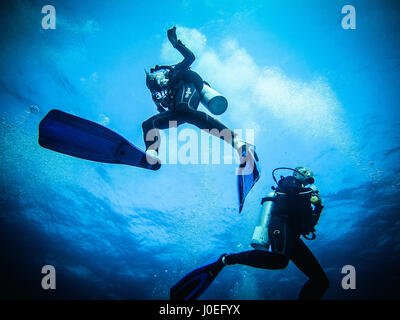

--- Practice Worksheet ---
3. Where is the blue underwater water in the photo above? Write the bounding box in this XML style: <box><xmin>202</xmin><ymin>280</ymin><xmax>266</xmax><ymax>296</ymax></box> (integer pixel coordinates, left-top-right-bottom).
<box><xmin>0</xmin><ymin>0</ymin><xmax>400</xmax><ymax>299</ymax></box>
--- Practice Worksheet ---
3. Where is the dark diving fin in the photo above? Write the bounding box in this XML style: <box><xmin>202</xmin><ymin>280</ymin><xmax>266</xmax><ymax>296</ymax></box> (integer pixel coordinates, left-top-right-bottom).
<box><xmin>237</xmin><ymin>148</ymin><xmax>260</xmax><ymax>213</ymax></box>
<box><xmin>170</xmin><ymin>255</ymin><xmax>226</xmax><ymax>300</ymax></box>
<box><xmin>38</xmin><ymin>109</ymin><xmax>161</xmax><ymax>171</ymax></box>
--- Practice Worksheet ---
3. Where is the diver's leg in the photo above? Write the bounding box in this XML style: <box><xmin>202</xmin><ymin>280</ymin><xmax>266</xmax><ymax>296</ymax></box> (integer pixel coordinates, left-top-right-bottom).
<box><xmin>224</xmin><ymin>250</ymin><xmax>289</xmax><ymax>270</ymax></box>
<box><xmin>142</xmin><ymin>114</ymin><xmax>162</xmax><ymax>152</ymax></box>
<box><xmin>288</xmin><ymin>238</ymin><xmax>330</xmax><ymax>300</ymax></box>
<box><xmin>223</xmin><ymin>214</ymin><xmax>290</xmax><ymax>270</ymax></box>
<box><xmin>141</xmin><ymin>110</ymin><xmax>184</xmax><ymax>153</ymax></box>
<box><xmin>180</xmin><ymin>108</ymin><xmax>259</xmax><ymax>176</ymax></box>
<box><xmin>182</xmin><ymin>108</ymin><xmax>237</xmax><ymax>146</ymax></box>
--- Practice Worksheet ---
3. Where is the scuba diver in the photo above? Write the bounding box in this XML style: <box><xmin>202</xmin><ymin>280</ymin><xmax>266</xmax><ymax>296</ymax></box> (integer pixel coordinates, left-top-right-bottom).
<box><xmin>170</xmin><ymin>167</ymin><xmax>330</xmax><ymax>300</ymax></box>
<box><xmin>37</xmin><ymin>27</ymin><xmax>259</xmax><ymax>211</ymax></box>
<box><xmin>143</xmin><ymin>27</ymin><xmax>258</xmax><ymax>170</ymax></box>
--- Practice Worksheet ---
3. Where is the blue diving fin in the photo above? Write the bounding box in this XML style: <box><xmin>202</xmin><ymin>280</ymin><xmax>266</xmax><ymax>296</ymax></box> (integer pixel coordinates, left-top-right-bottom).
<box><xmin>170</xmin><ymin>255</ymin><xmax>226</xmax><ymax>300</ymax></box>
<box><xmin>38</xmin><ymin>109</ymin><xmax>161</xmax><ymax>171</ymax></box>
<box><xmin>237</xmin><ymin>148</ymin><xmax>260</xmax><ymax>213</ymax></box>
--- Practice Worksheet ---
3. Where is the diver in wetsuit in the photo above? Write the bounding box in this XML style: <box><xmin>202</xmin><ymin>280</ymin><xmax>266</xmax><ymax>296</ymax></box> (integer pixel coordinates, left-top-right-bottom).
<box><xmin>143</xmin><ymin>27</ymin><xmax>256</xmax><ymax>165</ymax></box>
<box><xmin>170</xmin><ymin>167</ymin><xmax>330</xmax><ymax>300</ymax></box>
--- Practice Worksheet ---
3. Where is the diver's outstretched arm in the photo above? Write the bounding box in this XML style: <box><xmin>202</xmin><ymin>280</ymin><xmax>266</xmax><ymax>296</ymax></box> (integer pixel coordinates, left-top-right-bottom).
<box><xmin>167</xmin><ymin>26</ymin><xmax>195</xmax><ymax>71</ymax></box>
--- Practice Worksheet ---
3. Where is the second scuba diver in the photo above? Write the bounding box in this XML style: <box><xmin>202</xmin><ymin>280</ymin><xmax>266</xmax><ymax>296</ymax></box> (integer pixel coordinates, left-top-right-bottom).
<box><xmin>170</xmin><ymin>167</ymin><xmax>330</xmax><ymax>300</ymax></box>
<box><xmin>143</xmin><ymin>27</ymin><xmax>259</xmax><ymax>174</ymax></box>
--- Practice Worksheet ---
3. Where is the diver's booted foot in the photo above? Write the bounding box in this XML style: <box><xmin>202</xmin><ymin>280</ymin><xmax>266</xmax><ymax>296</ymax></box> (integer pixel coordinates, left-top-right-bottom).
<box><xmin>236</xmin><ymin>141</ymin><xmax>261</xmax><ymax>213</ymax></box>
<box><xmin>236</xmin><ymin>143</ymin><xmax>260</xmax><ymax>180</ymax></box>
<box><xmin>221</xmin><ymin>253</ymin><xmax>237</xmax><ymax>266</ymax></box>
<box><xmin>233</xmin><ymin>138</ymin><xmax>259</xmax><ymax>168</ymax></box>
<box><xmin>239</xmin><ymin>144</ymin><xmax>259</xmax><ymax>166</ymax></box>
<box><xmin>144</xmin><ymin>149</ymin><xmax>161</xmax><ymax>170</ymax></box>
<box><xmin>207</xmin><ymin>254</ymin><xmax>228</xmax><ymax>278</ymax></box>
<box><xmin>218</xmin><ymin>253</ymin><xmax>228</xmax><ymax>267</ymax></box>
<box><xmin>145</xmin><ymin>149</ymin><xmax>160</xmax><ymax>160</ymax></box>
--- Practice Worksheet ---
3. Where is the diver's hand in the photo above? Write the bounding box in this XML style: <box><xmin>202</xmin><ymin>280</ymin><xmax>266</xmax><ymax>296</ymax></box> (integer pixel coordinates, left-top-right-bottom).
<box><xmin>167</xmin><ymin>26</ymin><xmax>179</xmax><ymax>47</ymax></box>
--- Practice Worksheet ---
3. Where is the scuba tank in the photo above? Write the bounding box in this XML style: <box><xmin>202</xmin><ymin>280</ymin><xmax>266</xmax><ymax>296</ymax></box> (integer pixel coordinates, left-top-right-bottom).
<box><xmin>250</xmin><ymin>168</ymin><xmax>318</xmax><ymax>249</ymax></box>
<box><xmin>200</xmin><ymin>82</ymin><xmax>228</xmax><ymax>115</ymax></box>
<box><xmin>250</xmin><ymin>192</ymin><xmax>275</xmax><ymax>251</ymax></box>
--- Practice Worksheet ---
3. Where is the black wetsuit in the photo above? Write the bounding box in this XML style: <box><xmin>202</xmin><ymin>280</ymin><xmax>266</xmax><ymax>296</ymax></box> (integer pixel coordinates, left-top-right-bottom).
<box><xmin>142</xmin><ymin>41</ymin><xmax>235</xmax><ymax>153</ymax></box>
<box><xmin>224</xmin><ymin>186</ymin><xmax>329</xmax><ymax>300</ymax></box>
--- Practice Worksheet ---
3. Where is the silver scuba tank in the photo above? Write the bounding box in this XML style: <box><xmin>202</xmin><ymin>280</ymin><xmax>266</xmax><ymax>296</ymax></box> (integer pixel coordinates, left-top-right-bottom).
<box><xmin>250</xmin><ymin>192</ymin><xmax>275</xmax><ymax>251</ymax></box>
<box><xmin>200</xmin><ymin>83</ymin><xmax>228</xmax><ymax>115</ymax></box>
